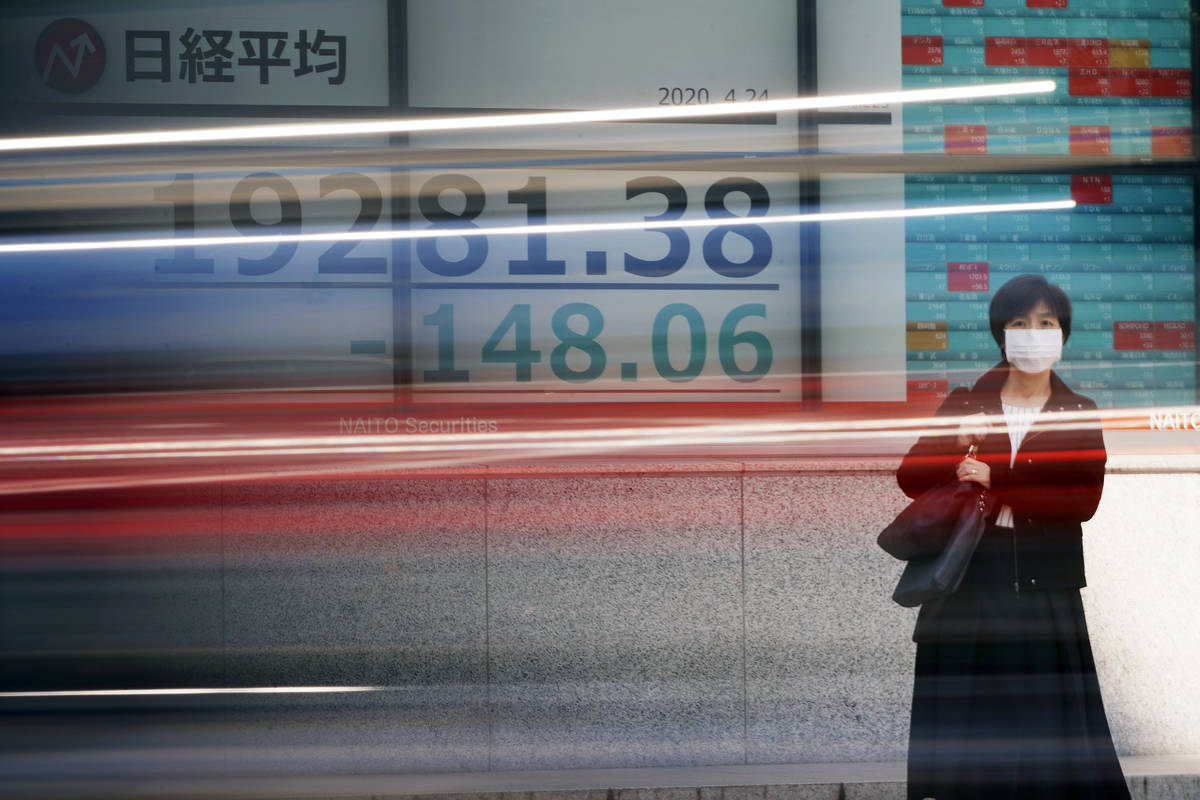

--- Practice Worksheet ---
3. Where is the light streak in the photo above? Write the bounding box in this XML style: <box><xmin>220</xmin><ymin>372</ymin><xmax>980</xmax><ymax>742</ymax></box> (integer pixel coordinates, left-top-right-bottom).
<box><xmin>0</xmin><ymin>81</ymin><xmax>1058</xmax><ymax>153</ymax></box>
<box><xmin>0</xmin><ymin>687</ymin><xmax>387</xmax><ymax>698</ymax></box>
<box><xmin>0</xmin><ymin>404</ymin><xmax>1136</xmax><ymax>462</ymax></box>
<box><xmin>0</xmin><ymin>199</ymin><xmax>1076</xmax><ymax>256</ymax></box>
<box><xmin>3</xmin><ymin>403</ymin><xmax>1182</xmax><ymax>497</ymax></box>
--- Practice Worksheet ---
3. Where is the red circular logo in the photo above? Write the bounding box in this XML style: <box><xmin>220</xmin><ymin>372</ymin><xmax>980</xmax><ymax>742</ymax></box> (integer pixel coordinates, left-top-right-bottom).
<box><xmin>35</xmin><ymin>18</ymin><xmax>106</xmax><ymax>94</ymax></box>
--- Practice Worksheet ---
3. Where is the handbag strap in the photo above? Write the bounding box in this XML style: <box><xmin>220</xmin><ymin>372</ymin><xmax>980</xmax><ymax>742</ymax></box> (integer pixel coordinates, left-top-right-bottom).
<box><xmin>964</xmin><ymin>443</ymin><xmax>988</xmax><ymax>513</ymax></box>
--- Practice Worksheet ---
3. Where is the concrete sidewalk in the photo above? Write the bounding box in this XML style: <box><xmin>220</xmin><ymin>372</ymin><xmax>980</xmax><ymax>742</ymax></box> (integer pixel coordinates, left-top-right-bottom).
<box><xmin>4</xmin><ymin>756</ymin><xmax>1199</xmax><ymax>800</ymax></box>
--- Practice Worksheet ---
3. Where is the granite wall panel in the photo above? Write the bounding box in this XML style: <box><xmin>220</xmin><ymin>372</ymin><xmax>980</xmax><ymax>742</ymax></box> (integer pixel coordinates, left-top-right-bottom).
<box><xmin>221</xmin><ymin>476</ymin><xmax>489</xmax><ymax>773</ymax></box>
<box><xmin>485</xmin><ymin>474</ymin><xmax>746</xmax><ymax>770</ymax></box>
<box><xmin>6</xmin><ymin>465</ymin><xmax>1197</xmax><ymax>777</ymax></box>
<box><xmin>0</xmin><ymin>483</ymin><xmax>223</xmax><ymax>690</ymax></box>
<box><xmin>743</xmin><ymin>473</ymin><xmax>915</xmax><ymax>764</ymax></box>
<box><xmin>1074</xmin><ymin>473</ymin><xmax>1200</xmax><ymax>757</ymax></box>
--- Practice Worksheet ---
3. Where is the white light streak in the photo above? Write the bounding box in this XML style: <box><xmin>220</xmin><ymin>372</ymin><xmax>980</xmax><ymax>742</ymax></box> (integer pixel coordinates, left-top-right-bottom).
<box><xmin>0</xmin><ymin>404</ymin><xmax>1127</xmax><ymax>462</ymax></box>
<box><xmin>0</xmin><ymin>199</ymin><xmax>1076</xmax><ymax>256</ymax></box>
<box><xmin>5</xmin><ymin>402</ymin><xmax>1177</xmax><ymax>497</ymax></box>
<box><xmin>0</xmin><ymin>687</ymin><xmax>387</xmax><ymax>698</ymax></box>
<box><xmin>0</xmin><ymin>81</ymin><xmax>1056</xmax><ymax>153</ymax></box>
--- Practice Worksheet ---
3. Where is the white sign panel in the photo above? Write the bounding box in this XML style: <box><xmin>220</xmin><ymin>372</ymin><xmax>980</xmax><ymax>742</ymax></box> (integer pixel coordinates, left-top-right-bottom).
<box><xmin>816</xmin><ymin>0</ymin><xmax>902</xmax><ymax>154</ymax></box>
<box><xmin>4</xmin><ymin>0</ymin><xmax>389</xmax><ymax>107</ymax></box>
<box><xmin>406</xmin><ymin>0</ymin><xmax>799</xmax><ymax>152</ymax></box>
<box><xmin>3</xmin><ymin>168</ymin><xmax>396</xmax><ymax>375</ymax></box>
<box><xmin>407</xmin><ymin>168</ymin><xmax>803</xmax><ymax>403</ymax></box>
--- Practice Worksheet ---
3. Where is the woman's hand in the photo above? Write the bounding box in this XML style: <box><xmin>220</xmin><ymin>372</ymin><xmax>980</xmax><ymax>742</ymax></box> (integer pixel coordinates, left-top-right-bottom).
<box><xmin>956</xmin><ymin>412</ymin><xmax>992</xmax><ymax>449</ymax></box>
<box><xmin>957</xmin><ymin>456</ymin><xmax>991</xmax><ymax>489</ymax></box>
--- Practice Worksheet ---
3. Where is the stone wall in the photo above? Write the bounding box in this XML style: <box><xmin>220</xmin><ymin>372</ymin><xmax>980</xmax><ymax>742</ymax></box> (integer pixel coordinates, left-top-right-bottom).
<box><xmin>2</xmin><ymin>463</ymin><xmax>1197</xmax><ymax>775</ymax></box>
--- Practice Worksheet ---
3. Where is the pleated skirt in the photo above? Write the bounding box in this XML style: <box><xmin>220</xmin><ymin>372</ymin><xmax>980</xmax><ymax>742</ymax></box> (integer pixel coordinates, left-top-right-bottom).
<box><xmin>907</xmin><ymin>587</ymin><xmax>1131</xmax><ymax>800</ymax></box>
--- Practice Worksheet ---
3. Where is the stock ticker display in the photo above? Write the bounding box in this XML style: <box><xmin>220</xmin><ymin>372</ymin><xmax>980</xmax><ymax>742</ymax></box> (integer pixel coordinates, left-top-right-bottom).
<box><xmin>902</xmin><ymin>0</ymin><xmax>1196</xmax><ymax>408</ymax></box>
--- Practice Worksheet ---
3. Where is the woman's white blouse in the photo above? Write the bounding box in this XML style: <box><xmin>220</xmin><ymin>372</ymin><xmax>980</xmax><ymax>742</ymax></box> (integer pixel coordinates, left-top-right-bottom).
<box><xmin>995</xmin><ymin>402</ymin><xmax>1040</xmax><ymax>529</ymax></box>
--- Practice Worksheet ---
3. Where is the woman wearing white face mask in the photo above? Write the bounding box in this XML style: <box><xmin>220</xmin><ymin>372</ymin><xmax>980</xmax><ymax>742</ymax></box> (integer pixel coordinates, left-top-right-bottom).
<box><xmin>898</xmin><ymin>274</ymin><xmax>1131</xmax><ymax>799</ymax></box>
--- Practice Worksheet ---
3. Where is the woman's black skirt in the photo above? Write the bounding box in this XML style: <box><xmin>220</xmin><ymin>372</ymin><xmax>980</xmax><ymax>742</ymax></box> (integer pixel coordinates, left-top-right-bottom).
<box><xmin>907</xmin><ymin>586</ymin><xmax>1131</xmax><ymax>800</ymax></box>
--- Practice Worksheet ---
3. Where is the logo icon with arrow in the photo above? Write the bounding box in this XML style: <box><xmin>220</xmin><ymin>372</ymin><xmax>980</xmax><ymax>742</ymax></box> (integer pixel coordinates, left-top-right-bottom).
<box><xmin>36</xmin><ymin>18</ymin><xmax>106</xmax><ymax>94</ymax></box>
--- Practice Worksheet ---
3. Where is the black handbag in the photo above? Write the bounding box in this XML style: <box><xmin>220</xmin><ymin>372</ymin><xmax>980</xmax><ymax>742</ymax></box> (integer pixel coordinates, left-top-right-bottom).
<box><xmin>879</xmin><ymin>446</ymin><xmax>995</xmax><ymax>607</ymax></box>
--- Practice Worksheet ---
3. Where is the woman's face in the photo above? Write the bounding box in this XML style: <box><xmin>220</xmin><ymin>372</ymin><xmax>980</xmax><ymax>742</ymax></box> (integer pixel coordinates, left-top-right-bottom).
<box><xmin>1004</xmin><ymin>298</ymin><xmax>1061</xmax><ymax>332</ymax></box>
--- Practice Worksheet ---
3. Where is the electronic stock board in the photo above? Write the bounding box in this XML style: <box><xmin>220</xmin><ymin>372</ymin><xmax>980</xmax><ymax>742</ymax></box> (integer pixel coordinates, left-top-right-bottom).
<box><xmin>2</xmin><ymin>0</ymin><xmax>1196</xmax><ymax>412</ymax></box>
<box><xmin>1</xmin><ymin>0</ymin><xmax>805</xmax><ymax>405</ymax></box>
<box><xmin>901</xmin><ymin>0</ymin><xmax>1196</xmax><ymax>409</ymax></box>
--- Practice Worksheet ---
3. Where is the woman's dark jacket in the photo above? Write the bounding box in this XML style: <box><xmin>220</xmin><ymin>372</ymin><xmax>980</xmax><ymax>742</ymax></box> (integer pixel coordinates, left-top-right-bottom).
<box><xmin>897</xmin><ymin>364</ymin><xmax>1107</xmax><ymax>595</ymax></box>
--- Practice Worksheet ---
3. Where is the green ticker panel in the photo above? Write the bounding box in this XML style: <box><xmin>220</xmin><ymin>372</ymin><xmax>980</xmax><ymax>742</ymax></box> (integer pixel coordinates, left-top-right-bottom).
<box><xmin>901</xmin><ymin>0</ymin><xmax>1196</xmax><ymax>408</ymax></box>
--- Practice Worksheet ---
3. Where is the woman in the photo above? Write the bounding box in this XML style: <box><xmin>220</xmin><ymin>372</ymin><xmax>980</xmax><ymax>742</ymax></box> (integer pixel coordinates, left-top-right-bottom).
<box><xmin>898</xmin><ymin>274</ymin><xmax>1130</xmax><ymax>799</ymax></box>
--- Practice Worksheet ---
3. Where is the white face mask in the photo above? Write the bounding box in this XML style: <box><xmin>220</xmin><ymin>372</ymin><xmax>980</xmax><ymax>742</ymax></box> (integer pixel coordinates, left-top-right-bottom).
<box><xmin>1004</xmin><ymin>328</ymin><xmax>1062</xmax><ymax>374</ymax></box>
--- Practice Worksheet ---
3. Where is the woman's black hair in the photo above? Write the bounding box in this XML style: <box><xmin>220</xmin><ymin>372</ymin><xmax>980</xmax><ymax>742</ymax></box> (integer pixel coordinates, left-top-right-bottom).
<box><xmin>988</xmin><ymin>273</ymin><xmax>1072</xmax><ymax>354</ymax></box>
